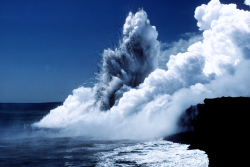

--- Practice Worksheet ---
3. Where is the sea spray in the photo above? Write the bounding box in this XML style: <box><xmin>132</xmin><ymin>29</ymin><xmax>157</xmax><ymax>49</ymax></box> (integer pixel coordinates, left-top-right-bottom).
<box><xmin>94</xmin><ymin>10</ymin><xmax>160</xmax><ymax>110</ymax></box>
<box><xmin>34</xmin><ymin>0</ymin><xmax>250</xmax><ymax>139</ymax></box>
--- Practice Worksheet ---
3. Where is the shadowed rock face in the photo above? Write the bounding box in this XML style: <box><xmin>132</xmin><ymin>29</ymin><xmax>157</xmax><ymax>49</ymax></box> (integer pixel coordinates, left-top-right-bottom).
<box><xmin>177</xmin><ymin>104</ymin><xmax>200</xmax><ymax>132</ymax></box>
<box><xmin>165</xmin><ymin>97</ymin><xmax>250</xmax><ymax>167</ymax></box>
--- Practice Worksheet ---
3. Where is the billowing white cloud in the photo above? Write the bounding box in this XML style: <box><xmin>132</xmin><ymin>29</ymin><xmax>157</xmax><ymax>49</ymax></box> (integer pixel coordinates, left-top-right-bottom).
<box><xmin>158</xmin><ymin>33</ymin><xmax>203</xmax><ymax>70</ymax></box>
<box><xmin>33</xmin><ymin>0</ymin><xmax>250</xmax><ymax>139</ymax></box>
<box><xmin>245</xmin><ymin>0</ymin><xmax>250</xmax><ymax>6</ymax></box>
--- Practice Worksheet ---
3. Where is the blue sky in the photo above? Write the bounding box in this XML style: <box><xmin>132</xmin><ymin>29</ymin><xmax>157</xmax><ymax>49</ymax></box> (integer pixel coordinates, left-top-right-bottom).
<box><xmin>0</xmin><ymin>0</ymin><xmax>248</xmax><ymax>102</ymax></box>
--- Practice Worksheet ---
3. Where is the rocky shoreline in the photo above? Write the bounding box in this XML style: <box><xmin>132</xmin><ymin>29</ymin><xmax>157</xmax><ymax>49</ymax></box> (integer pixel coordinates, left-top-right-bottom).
<box><xmin>165</xmin><ymin>97</ymin><xmax>250</xmax><ymax>167</ymax></box>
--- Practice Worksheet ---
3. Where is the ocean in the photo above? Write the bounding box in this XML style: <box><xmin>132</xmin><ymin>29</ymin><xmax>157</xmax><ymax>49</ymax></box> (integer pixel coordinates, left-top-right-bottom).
<box><xmin>3</xmin><ymin>1</ymin><xmax>250</xmax><ymax>166</ymax></box>
<box><xmin>0</xmin><ymin>106</ymin><xmax>208</xmax><ymax>167</ymax></box>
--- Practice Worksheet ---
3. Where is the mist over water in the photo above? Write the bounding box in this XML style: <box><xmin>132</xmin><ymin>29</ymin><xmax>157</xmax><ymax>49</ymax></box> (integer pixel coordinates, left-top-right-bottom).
<box><xmin>34</xmin><ymin>0</ymin><xmax>250</xmax><ymax>139</ymax></box>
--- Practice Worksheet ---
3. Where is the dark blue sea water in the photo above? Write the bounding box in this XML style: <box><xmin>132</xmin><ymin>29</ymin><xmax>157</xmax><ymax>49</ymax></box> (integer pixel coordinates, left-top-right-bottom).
<box><xmin>0</xmin><ymin>106</ymin><xmax>208</xmax><ymax>166</ymax></box>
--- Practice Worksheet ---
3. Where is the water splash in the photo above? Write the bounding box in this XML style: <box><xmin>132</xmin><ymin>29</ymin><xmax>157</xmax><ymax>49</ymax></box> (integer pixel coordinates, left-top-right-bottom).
<box><xmin>94</xmin><ymin>10</ymin><xmax>159</xmax><ymax>110</ymax></box>
<box><xmin>34</xmin><ymin>0</ymin><xmax>250</xmax><ymax>139</ymax></box>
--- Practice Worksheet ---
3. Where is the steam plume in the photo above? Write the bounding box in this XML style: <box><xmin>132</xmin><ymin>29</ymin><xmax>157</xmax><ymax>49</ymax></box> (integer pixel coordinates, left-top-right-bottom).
<box><xmin>245</xmin><ymin>0</ymin><xmax>250</xmax><ymax>6</ymax></box>
<box><xmin>94</xmin><ymin>11</ymin><xmax>159</xmax><ymax>110</ymax></box>
<box><xmin>33</xmin><ymin>0</ymin><xmax>250</xmax><ymax>139</ymax></box>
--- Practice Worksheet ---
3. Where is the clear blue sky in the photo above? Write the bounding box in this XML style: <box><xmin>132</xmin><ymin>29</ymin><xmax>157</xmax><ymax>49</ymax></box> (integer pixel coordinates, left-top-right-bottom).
<box><xmin>0</xmin><ymin>0</ymin><xmax>247</xmax><ymax>102</ymax></box>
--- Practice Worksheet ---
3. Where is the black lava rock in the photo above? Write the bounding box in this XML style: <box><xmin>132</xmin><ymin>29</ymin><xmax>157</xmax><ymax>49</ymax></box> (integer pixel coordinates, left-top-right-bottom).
<box><xmin>165</xmin><ymin>96</ymin><xmax>250</xmax><ymax>167</ymax></box>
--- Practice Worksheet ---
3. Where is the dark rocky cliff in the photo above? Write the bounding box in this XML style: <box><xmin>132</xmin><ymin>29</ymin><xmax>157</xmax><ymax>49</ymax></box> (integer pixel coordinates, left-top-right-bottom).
<box><xmin>165</xmin><ymin>97</ymin><xmax>250</xmax><ymax>167</ymax></box>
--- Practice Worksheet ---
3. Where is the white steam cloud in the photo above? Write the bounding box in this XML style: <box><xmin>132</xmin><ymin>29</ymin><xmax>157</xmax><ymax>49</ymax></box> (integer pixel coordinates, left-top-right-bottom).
<box><xmin>245</xmin><ymin>0</ymin><xmax>250</xmax><ymax>6</ymax></box>
<box><xmin>33</xmin><ymin>0</ymin><xmax>250</xmax><ymax>139</ymax></box>
<box><xmin>158</xmin><ymin>32</ymin><xmax>203</xmax><ymax>70</ymax></box>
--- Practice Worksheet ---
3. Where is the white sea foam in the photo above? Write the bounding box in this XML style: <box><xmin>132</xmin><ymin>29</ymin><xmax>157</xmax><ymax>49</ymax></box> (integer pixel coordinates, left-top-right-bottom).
<box><xmin>96</xmin><ymin>138</ymin><xmax>208</xmax><ymax>167</ymax></box>
<box><xmin>33</xmin><ymin>0</ymin><xmax>250</xmax><ymax>139</ymax></box>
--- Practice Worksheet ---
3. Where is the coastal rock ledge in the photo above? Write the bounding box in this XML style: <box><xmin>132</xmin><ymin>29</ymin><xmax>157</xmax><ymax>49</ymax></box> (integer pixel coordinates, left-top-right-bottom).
<box><xmin>165</xmin><ymin>97</ymin><xmax>250</xmax><ymax>167</ymax></box>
